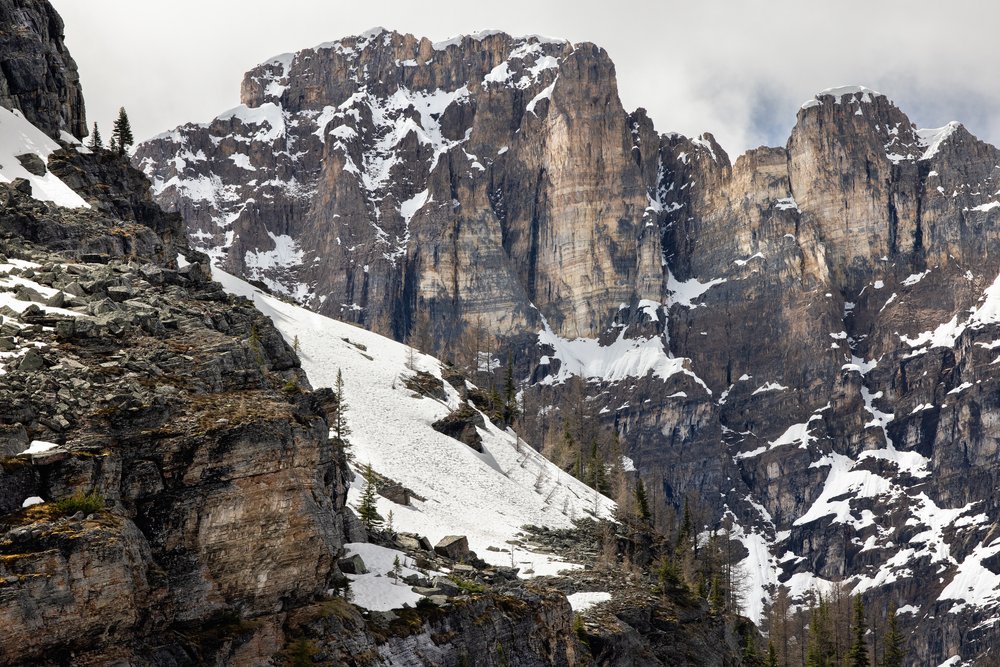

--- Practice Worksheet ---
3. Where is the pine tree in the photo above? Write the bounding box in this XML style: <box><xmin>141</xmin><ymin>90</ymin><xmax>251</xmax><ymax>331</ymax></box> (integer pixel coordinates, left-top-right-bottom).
<box><xmin>87</xmin><ymin>122</ymin><xmax>103</xmax><ymax>149</ymax></box>
<box><xmin>502</xmin><ymin>354</ymin><xmax>519</xmax><ymax>425</ymax></box>
<box><xmin>709</xmin><ymin>574</ymin><xmax>725</xmax><ymax>612</ymax></box>
<box><xmin>334</xmin><ymin>368</ymin><xmax>351</xmax><ymax>450</ymax></box>
<box><xmin>678</xmin><ymin>496</ymin><xmax>694</xmax><ymax>550</ymax></box>
<box><xmin>111</xmin><ymin>106</ymin><xmax>134</xmax><ymax>156</ymax></box>
<box><xmin>358</xmin><ymin>463</ymin><xmax>383</xmax><ymax>532</ymax></box>
<box><xmin>391</xmin><ymin>555</ymin><xmax>402</xmax><ymax>582</ymax></box>
<box><xmin>847</xmin><ymin>595</ymin><xmax>870</xmax><ymax>667</ymax></box>
<box><xmin>806</xmin><ymin>593</ymin><xmax>834</xmax><ymax>667</ymax></box>
<box><xmin>766</xmin><ymin>641</ymin><xmax>778</xmax><ymax>667</ymax></box>
<box><xmin>882</xmin><ymin>603</ymin><xmax>904</xmax><ymax>667</ymax></box>
<box><xmin>584</xmin><ymin>440</ymin><xmax>609</xmax><ymax>493</ymax></box>
<box><xmin>743</xmin><ymin>630</ymin><xmax>761</xmax><ymax>666</ymax></box>
<box><xmin>634</xmin><ymin>478</ymin><xmax>651</xmax><ymax>525</ymax></box>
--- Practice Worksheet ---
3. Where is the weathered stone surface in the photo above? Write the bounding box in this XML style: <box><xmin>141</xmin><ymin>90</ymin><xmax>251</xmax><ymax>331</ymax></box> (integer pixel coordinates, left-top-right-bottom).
<box><xmin>431</xmin><ymin>402</ymin><xmax>485</xmax><ymax>451</ymax></box>
<box><xmin>396</xmin><ymin>531</ymin><xmax>432</xmax><ymax>552</ymax></box>
<box><xmin>0</xmin><ymin>0</ymin><xmax>86</xmax><ymax>139</ymax></box>
<box><xmin>434</xmin><ymin>534</ymin><xmax>470</xmax><ymax>560</ymax></box>
<box><xmin>15</xmin><ymin>153</ymin><xmax>45</xmax><ymax>176</ymax></box>
<box><xmin>338</xmin><ymin>553</ymin><xmax>367</xmax><ymax>575</ymax></box>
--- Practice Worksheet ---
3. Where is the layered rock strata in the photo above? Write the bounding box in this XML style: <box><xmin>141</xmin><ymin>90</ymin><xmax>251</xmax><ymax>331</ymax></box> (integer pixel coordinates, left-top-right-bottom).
<box><xmin>138</xmin><ymin>31</ymin><xmax>1000</xmax><ymax>663</ymax></box>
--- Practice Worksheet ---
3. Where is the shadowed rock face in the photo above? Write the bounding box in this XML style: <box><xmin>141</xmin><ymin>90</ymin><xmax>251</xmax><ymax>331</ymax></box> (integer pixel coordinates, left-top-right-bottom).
<box><xmin>0</xmin><ymin>0</ymin><xmax>86</xmax><ymax>140</ymax></box>
<box><xmin>140</xmin><ymin>36</ymin><xmax>1000</xmax><ymax>663</ymax></box>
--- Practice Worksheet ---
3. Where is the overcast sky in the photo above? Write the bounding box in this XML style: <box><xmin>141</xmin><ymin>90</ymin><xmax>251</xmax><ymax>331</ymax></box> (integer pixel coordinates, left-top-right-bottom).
<box><xmin>49</xmin><ymin>0</ymin><xmax>1000</xmax><ymax>158</ymax></box>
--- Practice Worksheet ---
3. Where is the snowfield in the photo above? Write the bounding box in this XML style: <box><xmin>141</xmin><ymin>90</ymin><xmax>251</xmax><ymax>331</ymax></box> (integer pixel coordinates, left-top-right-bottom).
<box><xmin>213</xmin><ymin>267</ymin><xmax>615</xmax><ymax>609</ymax></box>
<box><xmin>0</xmin><ymin>106</ymin><xmax>89</xmax><ymax>209</ymax></box>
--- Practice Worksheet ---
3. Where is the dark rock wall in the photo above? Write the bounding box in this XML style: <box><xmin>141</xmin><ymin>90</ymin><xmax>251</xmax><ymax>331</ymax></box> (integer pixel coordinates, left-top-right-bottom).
<box><xmin>0</xmin><ymin>0</ymin><xmax>86</xmax><ymax>139</ymax></box>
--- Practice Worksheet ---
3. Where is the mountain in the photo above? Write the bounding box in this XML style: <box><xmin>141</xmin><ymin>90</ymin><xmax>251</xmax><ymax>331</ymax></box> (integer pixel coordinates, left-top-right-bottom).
<box><xmin>137</xmin><ymin>28</ymin><xmax>1000</xmax><ymax>664</ymax></box>
<box><xmin>0</xmin><ymin>5</ymin><xmax>762</xmax><ymax>665</ymax></box>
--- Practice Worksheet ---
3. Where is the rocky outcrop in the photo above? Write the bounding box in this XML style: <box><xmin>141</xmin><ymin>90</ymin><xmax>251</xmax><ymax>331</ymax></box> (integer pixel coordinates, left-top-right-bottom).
<box><xmin>0</xmin><ymin>0</ymin><xmax>86</xmax><ymax>139</ymax></box>
<box><xmin>0</xmin><ymin>176</ymin><xmax>353</xmax><ymax>663</ymax></box>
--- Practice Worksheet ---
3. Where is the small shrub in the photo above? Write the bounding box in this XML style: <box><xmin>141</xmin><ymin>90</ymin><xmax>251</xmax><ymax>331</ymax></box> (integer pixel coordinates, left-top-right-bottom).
<box><xmin>287</xmin><ymin>638</ymin><xmax>317</xmax><ymax>667</ymax></box>
<box><xmin>51</xmin><ymin>492</ymin><xmax>104</xmax><ymax>517</ymax></box>
<box><xmin>416</xmin><ymin>596</ymin><xmax>438</xmax><ymax>610</ymax></box>
<box><xmin>573</xmin><ymin>613</ymin><xmax>590</xmax><ymax>649</ymax></box>
<box><xmin>448</xmin><ymin>575</ymin><xmax>486</xmax><ymax>593</ymax></box>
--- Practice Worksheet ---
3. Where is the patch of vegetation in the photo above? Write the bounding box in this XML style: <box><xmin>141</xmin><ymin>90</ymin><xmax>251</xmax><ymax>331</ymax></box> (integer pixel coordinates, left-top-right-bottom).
<box><xmin>51</xmin><ymin>492</ymin><xmax>104</xmax><ymax>517</ymax></box>
<box><xmin>573</xmin><ymin>613</ymin><xmax>591</xmax><ymax>650</ymax></box>
<box><xmin>319</xmin><ymin>597</ymin><xmax>356</xmax><ymax>622</ymax></box>
<box><xmin>448</xmin><ymin>575</ymin><xmax>487</xmax><ymax>594</ymax></box>
<box><xmin>286</xmin><ymin>638</ymin><xmax>317</xmax><ymax>667</ymax></box>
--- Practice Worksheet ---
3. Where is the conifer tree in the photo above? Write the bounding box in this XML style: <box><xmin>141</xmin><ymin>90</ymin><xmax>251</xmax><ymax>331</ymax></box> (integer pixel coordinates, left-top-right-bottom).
<box><xmin>882</xmin><ymin>603</ymin><xmax>904</xmax><ymax>667</ymax></box>
<box><xmin>766</xmin><ymin>641</ymin><xmax>778</xmax><ymax>667</ymax></box>
<box><xmin>502</xmin><ymin>354</ymin><xmax>519</xmax><ymax>425</ymax></box>
<box><xmin>678</xmin><ymin>496</ymin><xmax>694</xmax><ymax>550</ymax></box>
<box><xmin>634</xmin><ymin>478</ymin><xmax>651</xmax><ymax>525</ymax></box>
<box><xmin>743</xmin><ymin>631</ymin><xmax>761</xmax><ymax>666</ymax></box>
<box><xmin>847</xmin><ymin>595</ymin><xmax>870</xmax><ymax>667</ymax></box>
<box><xmin>709</xmin><ymin>574</ymin><xmax>725</xmax><ymax>612</ymax></box>
<box><xmin>358</xmin><ymin>463</ymin><xmax>383</xmax><ymax>532</ymax></box>
<box><xmin>334</xmin><ymin>368</ymin><xmax>351</xmax><ymax>449</ymax></box>
<box><xmin>87</xmin><ymin>122</ymin><xmax>103</xmax><ymax>149</ymax></box>
<box><xmin>111</xmin><ymin>106</ymin><xmax>134</xmax><ymax>156</ymax></box>
<box><xmin>806</xmin><ymin>593</ymin><xmax>834</xmax><ymax>667</ymax></box>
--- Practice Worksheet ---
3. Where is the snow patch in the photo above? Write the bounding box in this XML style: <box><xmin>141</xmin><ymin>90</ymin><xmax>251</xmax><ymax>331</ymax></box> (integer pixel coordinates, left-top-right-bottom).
<box><xmin>666</xmin><ymin>270</ymin><xmax>725</xmax><ymax>308</ymax></box>
<box><xmin>213</xmin><ymin>266</ymin><xmax>616</xmax><ymax>580</ymax></box>
<box><xmin>567</xmin><ymin>591</ymin><xmax>611</xmax><ymax>612</ymax></box>
<box><xmin>0</xmin><ymin>107</ymin><xmax>89</xmax><ymax>208</ymax></box>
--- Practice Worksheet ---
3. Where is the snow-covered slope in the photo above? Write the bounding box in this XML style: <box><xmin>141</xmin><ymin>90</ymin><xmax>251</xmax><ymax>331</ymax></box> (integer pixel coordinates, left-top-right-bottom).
<box><xmin>213</xmin><ymin>266</ymin><xmax>616</xmax><ymax>599</ymax></box>
<box><xmin>0</xmin><ymin>106</ymin><xmax>88</xmax><ymax>209</ymax></box>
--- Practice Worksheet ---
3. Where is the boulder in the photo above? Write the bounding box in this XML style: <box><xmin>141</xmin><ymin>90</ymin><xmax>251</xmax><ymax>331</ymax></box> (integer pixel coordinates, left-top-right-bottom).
<box><xmin>434</xmin><ymin>535</ymin><xmax>470</xmax><ymax>561</ymax></box>
<box><xmin>396</xmin><ymin>532</ymin><xmax>432</xmax><ymax>552</ymax></box>
<box><xmin>15</xmin><ymin>153</ymin><xmax>46</xmax><ymax>177</ymax></box>
<box><xmin>431</xmin><ymin>403</ymin><xmax>485</xmax><ymax>452</ymax></box>
<box><xmin>338</xmin><ymin>554</ymin><xmax>367</xmax><ymax>575</ymax></box>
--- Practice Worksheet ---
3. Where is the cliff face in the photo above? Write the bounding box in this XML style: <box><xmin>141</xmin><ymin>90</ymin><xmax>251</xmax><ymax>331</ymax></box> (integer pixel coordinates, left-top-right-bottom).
<box><xmin>135</xmin><ymin>30</ymin><xmax>664</xmax><ymax>341</ymax></box>
<box><xmin>138</xmin><ymin>32</ymin><xmax>1000</xmax><ymax>664</ymax></box>
<box><xmin>0</xmin><ymin>9</ymin><xmax>756</xmax><ymax>666</ymax></box>
<box><xmin>0</xmin><ymin>0</ymin><xmax>86</xmax><ymax>140</ymax></box>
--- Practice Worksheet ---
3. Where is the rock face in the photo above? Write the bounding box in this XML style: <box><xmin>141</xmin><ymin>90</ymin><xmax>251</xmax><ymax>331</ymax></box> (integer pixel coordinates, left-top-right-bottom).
<box><xmin>135</xmin><ymin>29</ymin><xmax>662</xmax><ymax>342</ymax></box>
<box><xmin>0</xmin><ymin>7</ymin><xmax>760</xmax><ymax>665</ymax></box>
<box><xmin>0</xmin><ymin>178</ymin><xmax>353</xmax><ymax>663</ymax></box>
<box><xmin>139</xmin><ymin>31</ymin><xmax>1000</xmax><ymax>664</ymax></box>
<box><xmin>0</xmin><ymin>0</ymin><xmax>86</xmax><ymax>139</ymax></box>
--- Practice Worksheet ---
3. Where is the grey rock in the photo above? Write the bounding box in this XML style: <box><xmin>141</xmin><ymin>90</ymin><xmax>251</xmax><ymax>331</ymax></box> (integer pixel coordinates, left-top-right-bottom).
<box><xmin>396</xmin><ymin>532</ymin><xmax>432</xmax><ymax>552</ymax></box>
<box><xmin>17</xmin><ymin>349</ymin><xmax>45</xmax><ymax>372</ymax></box>
<box><xmin>15</xmin><ymin>153</ymin><xmax>46</xmax><ymax>177</ymax></box>
<box><xmin>338</xmin><ymin>554</ymin><xmax>367</xmax><ymax>575</ymax></box>
<box><xmin>434</xmin><ymin>535</ymin><xmax>470</xmax><ymax>561</ymax></box>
